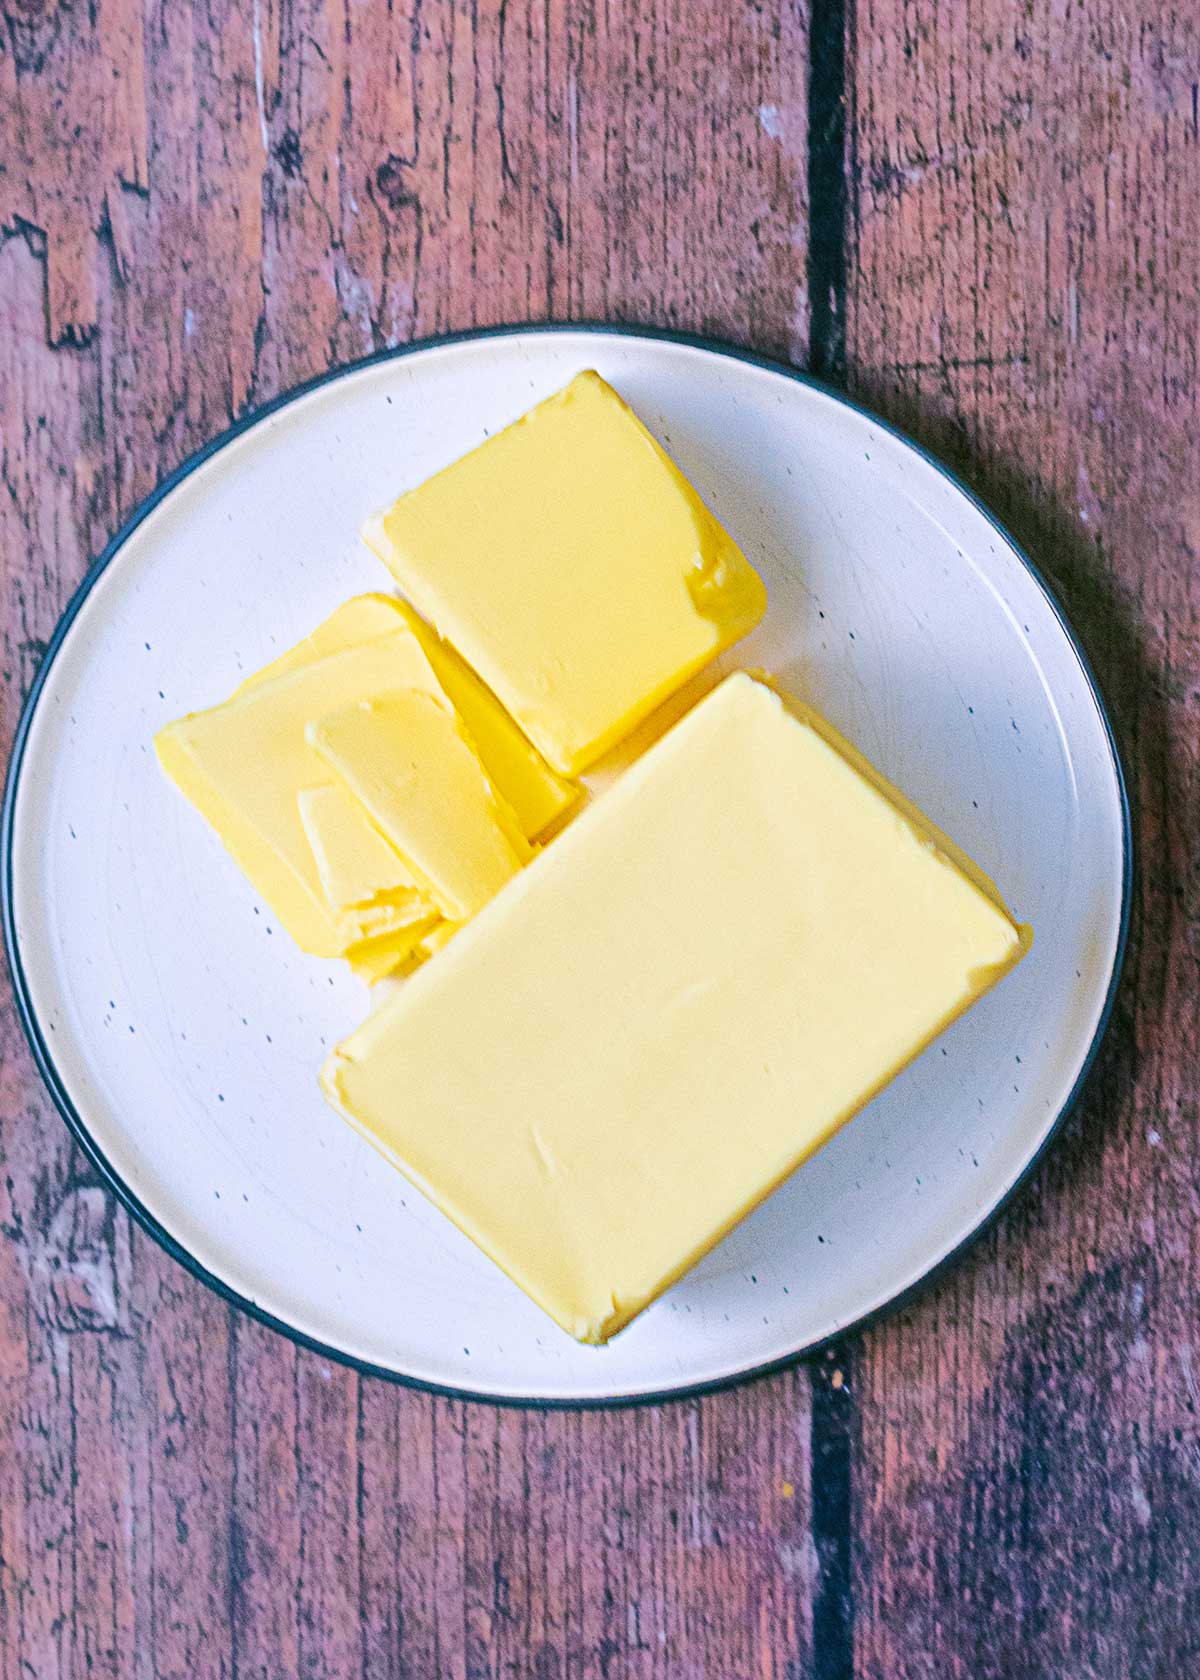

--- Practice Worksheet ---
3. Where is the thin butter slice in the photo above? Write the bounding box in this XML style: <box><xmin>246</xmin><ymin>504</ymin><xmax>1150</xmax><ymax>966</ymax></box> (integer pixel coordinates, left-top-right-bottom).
<box><xmin>400</xmin><ymin>918</ymin><xmax>463</xmax><ymax>978</ymax></box>
<box><xmin>308</xmin><ymin>693</ymin><xmax>531</xmax><ymax>922</ymax></box>
<box><xmin>345</xmin><ymin>916</ymin><xmax>440</xmax><ymax>985</ymax></box>
<box><xmin>156</xmin><ymin>635</ymin><xmax>441</xmax><ymax>955</ymax></box>
<box><xmin>231</xmin><ymin>594</ymin><xmax>409</xmax><ymax>697</ymax></box>
<box><xmin>365</xmin><ymin>370</ymin><xmax>767</xmax><ymax>775</ymax></box>
<box><xmin>417</xmin><ymin>920</ymin><xmax>460</xmax><ymax>959</ymax></box>
<box><xmin>297</xmin><ymin>784</ymin><xmax>430</xmax><ymax>938</ymax></box>
<box><xmin>374</xmin><ymin>597</ymin><xmax>583</xmax><ymax>839</ymax></box>
<box><xmin>241</xmin><ymin>594</ymin><xmax>580</xmax><ymax>840</ymax></box>
<box><xmin>322</xmin><ymin>674</ymin><xmax>1028</xmax><ymax>1345</ymax></box>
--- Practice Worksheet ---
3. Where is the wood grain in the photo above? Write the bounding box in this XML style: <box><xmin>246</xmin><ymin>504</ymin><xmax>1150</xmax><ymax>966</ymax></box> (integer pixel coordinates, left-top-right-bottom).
<box><xmin>0</xmin><ymin>0</ymin><xmax>148</xmax><ymax>346</ymax></box>
<box><xmin>847</xmin><ymin>1</ymin><xmax>1200</xmax><ymax>1674</ymax></box>
<box><xmin>1</xmin><ymin>5</ymin><xmax>822</xmax><ymax>1678</ymax></box>
<box><xmin>1</xmin><ymin>0</ymin><xmax>1197</xmax><ymax>1673</ymax></box>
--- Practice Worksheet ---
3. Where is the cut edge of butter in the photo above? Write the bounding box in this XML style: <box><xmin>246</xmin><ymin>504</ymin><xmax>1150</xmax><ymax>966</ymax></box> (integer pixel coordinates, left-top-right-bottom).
<box><xmin>417</xmin><ymin>920</ymin><xmax>461</xmax><ymax>961</ymax></box>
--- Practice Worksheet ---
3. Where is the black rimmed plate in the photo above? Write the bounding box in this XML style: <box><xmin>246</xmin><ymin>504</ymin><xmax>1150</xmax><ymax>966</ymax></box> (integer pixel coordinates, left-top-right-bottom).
<box><xmin>2</xmin><ymin>328</ymin><xmax>1129</xmax><ymax>1404</ymax></box>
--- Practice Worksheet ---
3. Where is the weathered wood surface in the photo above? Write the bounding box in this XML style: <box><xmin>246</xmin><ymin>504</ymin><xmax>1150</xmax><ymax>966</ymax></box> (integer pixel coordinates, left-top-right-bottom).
<box><xmin>848</xmin><ymin>6</ymin><xmax>1200</xmax><ymax>1674</ymax></box>
<box><xmin>0</xmin><ymin>0</ymin><xmax>1196</xmax><ymax>1674</ymax></box>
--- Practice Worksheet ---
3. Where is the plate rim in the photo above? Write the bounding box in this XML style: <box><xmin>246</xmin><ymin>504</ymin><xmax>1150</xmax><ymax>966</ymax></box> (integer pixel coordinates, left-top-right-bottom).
<box><xmin>0</xmin><ymin>323</ymin><xmax>1133</xmax><ymax>1409</ymax></box>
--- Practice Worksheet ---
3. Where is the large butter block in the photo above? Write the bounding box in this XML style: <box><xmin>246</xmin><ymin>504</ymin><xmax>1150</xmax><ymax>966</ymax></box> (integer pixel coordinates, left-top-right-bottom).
<box><xmin>322</xmin><ymin>674</ymin><xmax>1028</xmax><ymax>1343</ymax></box>
<box><xmin>364</xmin><ymin>371</ymin><xmax>767</xmax><ymax>775</ymax></box>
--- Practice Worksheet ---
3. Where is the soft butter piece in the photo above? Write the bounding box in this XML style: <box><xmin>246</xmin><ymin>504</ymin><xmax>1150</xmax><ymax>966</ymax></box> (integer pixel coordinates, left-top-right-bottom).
<box><xmin>380</xmin><ymin>597</ymin><xmax>584</xmax><ymax>839</ymax></box>
<box><xmin>364</xmin><ymin>370</ymin><xmax>767</xmax><ymax>775</ymax></box>
<box><xmin>230</xmin><ymin>594</ymin><xmax>411</xmax><ymax>697</ymax></box>
<box><xmin>345</xmin><ymin>917</ymin><xmax>440</xmax><ymax>985</ymax></box>
<box><xmin>308</xmin><ymin>693</ymin><xmax>531</xmax><ymax>922</ymax></box>
<box><xmin>417</xmin><ymin>920</ymin><xmax>460</xmax><ymax>959</ymax></box>
<box><xmin>156</xmin><ymin>634</ymin><xmax>441</xmax><ymax>956</ymax></box>
<box><xmin>241</xmin><ymin>594</ymin><xmax>580</xmax><ymax>840</ymax></box>
<box><xmin>321</xmin><ymin>674</ymin><xmax>1028</xmax><ymax>1345</ymax></box>
<box><xmin>297</xmin><ymin>784</ymin><xmax>429</xmax><ymax>938</ymax></box>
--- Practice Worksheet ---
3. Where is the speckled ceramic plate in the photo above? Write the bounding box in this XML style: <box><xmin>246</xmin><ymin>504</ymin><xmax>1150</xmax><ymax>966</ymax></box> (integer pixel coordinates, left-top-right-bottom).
<box><xmin>2</xmin><ymin>328</ymin><xmax>1129</xmax><ymax>1404</ymax></box>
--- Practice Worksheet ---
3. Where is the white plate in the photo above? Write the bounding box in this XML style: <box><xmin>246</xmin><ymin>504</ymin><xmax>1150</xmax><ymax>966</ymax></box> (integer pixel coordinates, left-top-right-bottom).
<box><xmin>2</xmin><ymin>329</ymin><xmax>1129</xmax><ymax>1404</ymax></box>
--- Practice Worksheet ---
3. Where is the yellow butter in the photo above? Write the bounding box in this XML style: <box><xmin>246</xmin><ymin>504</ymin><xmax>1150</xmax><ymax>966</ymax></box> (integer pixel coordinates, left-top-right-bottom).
<box><xmin>231</xmin><ymin>595</ymin><xmax>409</xmax><ymax>697</ymax></box>
<box><xmin>322</xmin><ymin>674</ymin><xmax>1027</xmax><ymax>1345</ymax></box>
<box><xmin>365</xmin><ymin>370</ymin><xmax>768</xmax><ymax>775</ymax></box>
<box><xmin>357</xmin><ymin>920</ymin><xmax>457</xmax><ymax>981</ymax></box>
<box><xmin>296</xmin><ymin>784</ymin><xmax>429</xmax><ymax>938</ymax></box>
<box><xmin>156</xmin><ymin>635</ymin><xmax>442</xmax><ymax>955</ymax></box>
<box><xmin>345</xmin><ymin>916</ymin><xmax>440</xmax><ymax>985</ymax></box>
<box><xmin>308</xmin><ymin>694</ymin><xmax>531</xmax><ymax>923</ymax></box>
<box><xmin>417</xmin><ymin>921</ymin><xmax>460</xmax><ymax>959</ymax></box>
<box><xmin>377</xmin><ymin>598</ymin><xmax>584</xmax><ymax>839</ymax></box>
<box><xmin>396</xmin><ymin>918</ymin><xmax>463</xmax><ymax>979</ymax></box>
<box><xmin>241</xmin><ymin>594</ymin><xmax>580</xmax><ymax>840</ymax></box>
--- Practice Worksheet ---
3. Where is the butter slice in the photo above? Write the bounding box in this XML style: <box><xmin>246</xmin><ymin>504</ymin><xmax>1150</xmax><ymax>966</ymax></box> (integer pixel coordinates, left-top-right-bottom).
<box><xmin>308</xmin><ymin>693</ymin><xmax>531</xmax><ymax>922</ymax></box>
<box><xmin>156</xmin><ymin>635</ymin><xmax>442</xmax><ymax>955</ymax></box>
<box><xmin>417</xmin><ymin>921</ymin><xmax>460</xmax><ymax>959</ymax></box>
<box><xmin>297</xmin><ymin>784</ymin><xmax>428</xmax><ymax>937</ymax></box>
<box><xmin>380</xmin><ymin>598</ymin><xmax>583</xmax><ymax>839</ymax></box>
<box><xmin>241</xmin><ymin>594</ymin><xmax>580</xmax><ymax>840</ymax></box>
<box><xmin>322</xmin><ymin>674</ymin><xmax>1027</xmax><ymax>1344</ymax></box>
<box><xmin>345</xmin><ymin>917</ymin><xmax>439</xmax><ymax>985</ymax></box>
<box><xmin>365</xmin><ymin>370</ymin><xmax>767</xmax><ymax>774</ymax></box>
<box><xmin>231</xmin><ymin>595</ymin><xmax>411</xmax><ymax>697</ymax></box>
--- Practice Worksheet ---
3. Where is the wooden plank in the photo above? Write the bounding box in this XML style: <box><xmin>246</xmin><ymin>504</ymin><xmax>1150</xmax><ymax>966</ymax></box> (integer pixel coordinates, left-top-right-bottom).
<box><xmin>7</xmin><ymin>0</ymin><xmax>1196</xmax><ymax>1667</ymax></box>
<box><xmin>228</xmin><ymin>1317</ymin><xmax>302</xmax><ymax>1680</ymax></box>
<box><xmin>0</xmin><ymin>0</ymin><xmax>148</xmax><ymax>346</ymax></box>
<box><xmin>350</xmin><ymin>1379</ymin><xmax>816</xmax><ymax>1678</ymax></box>
<box><xmin>0</xmin><ymin>2</ymin><xmax>822</xmax><ymax>1676</ymax></box>
<box><xmin>847</xmin><ymin>0</ymin><xmax>1200</xmax><ymax>1671</ymax></box>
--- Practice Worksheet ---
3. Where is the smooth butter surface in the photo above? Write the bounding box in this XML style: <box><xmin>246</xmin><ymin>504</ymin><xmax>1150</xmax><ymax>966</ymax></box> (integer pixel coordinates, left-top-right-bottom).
<box><xmin>156</xmin><ymin>635</ymin><xmax>442</xmax><ymax>955</ymax></box>
<box><xmin>322</xmin><ymin>674</ymin><xmax>1027</xmax><ymax>1344</ymax></box>
<box><xmin>366</xmin><ymin>370</ymin><xmax>767</xmax><ymax>775</ymax></box>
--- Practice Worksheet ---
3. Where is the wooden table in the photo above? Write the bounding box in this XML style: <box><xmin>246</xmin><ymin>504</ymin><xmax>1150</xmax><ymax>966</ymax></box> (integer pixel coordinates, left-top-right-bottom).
<box><xmin>2</xmin><ymin>3</ymin><xmax>1197</xmax><ymax>1674</ymax></box>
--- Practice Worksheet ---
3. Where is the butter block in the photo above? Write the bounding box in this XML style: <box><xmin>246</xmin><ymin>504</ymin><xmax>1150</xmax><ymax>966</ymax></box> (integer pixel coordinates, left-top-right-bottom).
<box><xmin>156</xmin><ymin>635</ymin><xmax>442</xmax><ymax>955</ymax></box>
<box><xmin>308</xmin><ymin>693</ymin><xmax>531</xmax><ymax>923</ymax></box>
<box><xmin>242</xmin><ymin>594</ymin><xmax>580</xmax><ymax>840</ymax></box>
<box><xmin>365</xmin><ymin>370</ymin><xmax>767</xmax><ymax>774</ymax></box>
<box><xmin>322</xmin><ymin>674</ymin><xmax>1028</xmax><ymax>1345</ymax></box>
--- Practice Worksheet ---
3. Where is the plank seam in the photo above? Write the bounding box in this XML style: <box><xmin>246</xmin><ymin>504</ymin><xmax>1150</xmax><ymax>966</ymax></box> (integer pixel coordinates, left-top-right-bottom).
<box><xmin>806</xmin><ymin>0</ymin><xmax>856</xmax><ymax>1665</ymax></box>
<box><xmin>806</xmin><ymin>0</ymin><xmax>850</xmax><ymax>380</ymax></box>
